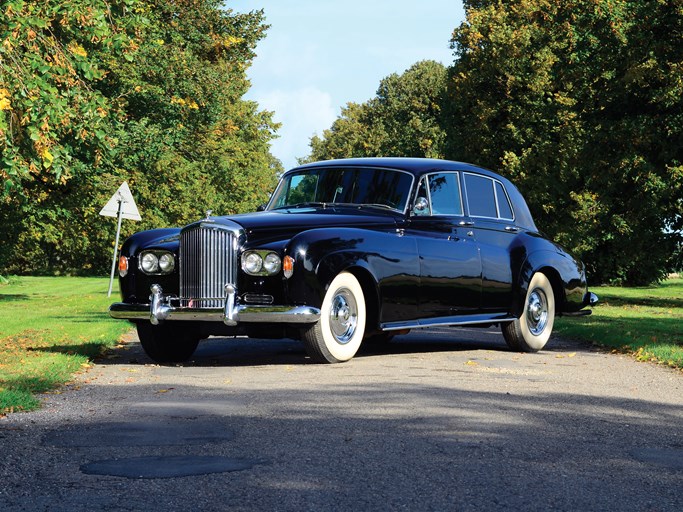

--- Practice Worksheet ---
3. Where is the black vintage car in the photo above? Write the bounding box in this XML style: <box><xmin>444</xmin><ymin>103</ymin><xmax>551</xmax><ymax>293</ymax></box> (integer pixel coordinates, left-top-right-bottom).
<box><xmin>110</xmin><ymin>158</ymin><xmax>597</xmax><ymax>363</ymax></box>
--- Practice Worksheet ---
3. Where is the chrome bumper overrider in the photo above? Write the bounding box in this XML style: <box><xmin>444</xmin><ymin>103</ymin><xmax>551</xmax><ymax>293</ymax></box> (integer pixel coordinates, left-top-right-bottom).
<box><xmin>109</xmin><ymin>284</ymin><xmax>320</xmax><ymax>326</ymax></box>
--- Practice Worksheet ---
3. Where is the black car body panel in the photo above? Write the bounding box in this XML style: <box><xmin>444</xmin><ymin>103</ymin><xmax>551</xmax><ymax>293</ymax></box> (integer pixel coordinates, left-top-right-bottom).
<box><xmin>110</xmin><ymin>158</ymin><xmax>595</xmax><ymax>362</ymax></box>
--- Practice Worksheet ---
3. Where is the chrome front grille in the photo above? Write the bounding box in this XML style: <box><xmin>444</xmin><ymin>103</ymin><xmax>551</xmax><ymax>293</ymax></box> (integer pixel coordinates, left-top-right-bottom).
<box><xmin>179</xmin><ymin>225</ymin><xmax>237</xmax><ymax>308</ymax></box>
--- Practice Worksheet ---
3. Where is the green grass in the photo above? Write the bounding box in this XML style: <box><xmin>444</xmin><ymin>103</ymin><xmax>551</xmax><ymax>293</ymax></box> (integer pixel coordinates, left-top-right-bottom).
<box><xmin>555</xmin><ymin>277</ymin><xmax>683</xmax><ymax>370</ymax></box>
<box><xmin>0</xmin><ymin>276</ymin><xmax>131</xmax><ymax>415</ymax></box>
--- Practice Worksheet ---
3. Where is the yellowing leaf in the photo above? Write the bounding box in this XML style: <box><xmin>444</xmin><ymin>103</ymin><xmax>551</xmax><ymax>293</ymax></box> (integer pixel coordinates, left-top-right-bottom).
<box><xmin>69</xmin><ymin>43</ymin><xmax>88</xmax><ymax>58</ymax></box>
<box><xmin>0</xmin><ymin>88</ymin><xmax>10</xmax><ymax>110</ymax></box>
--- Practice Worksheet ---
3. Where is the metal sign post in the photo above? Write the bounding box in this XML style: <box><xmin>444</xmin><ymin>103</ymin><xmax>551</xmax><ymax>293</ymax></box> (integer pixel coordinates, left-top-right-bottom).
<box><xmin>100</xmin><ymin>182</ymin><xmax>141</xmax><ymax>297</ymax></box>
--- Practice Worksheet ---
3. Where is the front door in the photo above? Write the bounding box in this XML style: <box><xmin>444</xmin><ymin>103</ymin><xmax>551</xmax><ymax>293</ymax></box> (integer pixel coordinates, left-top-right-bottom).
<box><xmin>407</xmin><ymin>172</ymin><xmax>482</xmax><ymax>319</ymax></box>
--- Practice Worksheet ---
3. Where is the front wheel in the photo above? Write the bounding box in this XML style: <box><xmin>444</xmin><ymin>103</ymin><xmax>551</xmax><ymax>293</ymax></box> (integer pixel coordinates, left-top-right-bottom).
<box><xmin>136</xmin><ymin>321</ymin><xmax>201</xmax><ymax>363</ymax></box>
<box><xmin>502</xmin><ymin>272</ymin><xmax>555</xmax><ymax>352</ymax></box>
<box><xmin>301</xmin><ymin>272</ymin><xmax>366</xmax><ymax>363</ymax></box>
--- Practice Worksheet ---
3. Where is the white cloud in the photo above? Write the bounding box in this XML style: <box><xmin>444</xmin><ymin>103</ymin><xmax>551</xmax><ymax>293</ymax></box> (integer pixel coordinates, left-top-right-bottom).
<box><xmin>254</xmin><ymin>88</ymin><xmax>338</xmax><ymax>170</ymax></box>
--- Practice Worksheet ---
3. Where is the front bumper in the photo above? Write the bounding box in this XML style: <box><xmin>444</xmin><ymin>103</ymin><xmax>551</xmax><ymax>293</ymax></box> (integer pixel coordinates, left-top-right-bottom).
<box><xmin>109</xmin><ymin>284</ymin><xmax>320</xmax><ymax>326</ymax></box>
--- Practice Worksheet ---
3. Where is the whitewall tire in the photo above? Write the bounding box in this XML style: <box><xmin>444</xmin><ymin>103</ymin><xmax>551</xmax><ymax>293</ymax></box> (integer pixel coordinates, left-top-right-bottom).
<box><xmin>502</xmin><ymin>272</ymin><xmax>555</xmax><ymax>352</ymax></box>
<box><xmin>302</xmin><ymin>272</ymin><xmax>366</xmax><ymax>363</ymax></box>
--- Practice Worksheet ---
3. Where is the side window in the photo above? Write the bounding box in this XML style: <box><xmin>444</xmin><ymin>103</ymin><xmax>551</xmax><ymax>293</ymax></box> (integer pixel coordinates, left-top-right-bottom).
<box><xmin>428</xmin><ymin>173</ymin><xmax>463</xmax><ymax>215</ymax></box>
<box><xmin>495</xmin><ymin>181</ymin><xmax>514</xmax><ymax>220</ymax></box>
<box><xmin>465</xmin><ymin>174</ymin><xmax>497</xmax><ymax>218</ymax></box>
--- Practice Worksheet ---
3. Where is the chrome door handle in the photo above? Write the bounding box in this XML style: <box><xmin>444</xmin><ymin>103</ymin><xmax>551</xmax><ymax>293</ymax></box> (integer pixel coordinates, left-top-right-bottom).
<box><xmin>459</xmin><ymin>220</ymin><xmax>474</xmax><ymax>226</ymax></box>
<box><xmin>505</xmin><ymin>226</ymin><xmax>519</xmax><ymax>232</ymax></box>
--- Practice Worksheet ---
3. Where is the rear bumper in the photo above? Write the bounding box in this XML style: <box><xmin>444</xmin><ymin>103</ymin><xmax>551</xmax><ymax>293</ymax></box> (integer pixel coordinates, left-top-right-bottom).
<box><xmin>562</xmin><ymin>291</ymin><xmax>599</xmax><ymax>317</ymax></box>
<box><xmin>109</xmin><ymin>284</ymin><xmax>320</xmax><ymax>326</ymax></box>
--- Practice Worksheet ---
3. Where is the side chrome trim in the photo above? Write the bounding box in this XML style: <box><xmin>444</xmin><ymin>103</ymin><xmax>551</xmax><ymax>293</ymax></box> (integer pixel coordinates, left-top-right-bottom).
<box><xmin>381</xmin><ymin>312</ymin><xmax>517</xmax><ymax>331</ymax></box>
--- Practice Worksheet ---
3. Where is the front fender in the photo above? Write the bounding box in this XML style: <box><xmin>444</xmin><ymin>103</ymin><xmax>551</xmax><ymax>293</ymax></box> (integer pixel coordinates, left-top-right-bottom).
<box><xmin>284</xmin><ymin>227</ymin><xmax>419</xmax><ymax>317</ymax></box>
<box><xmin>119</xmin><ymin>228</ymin><xmax>181</xmax><ymax>303</ymax></box>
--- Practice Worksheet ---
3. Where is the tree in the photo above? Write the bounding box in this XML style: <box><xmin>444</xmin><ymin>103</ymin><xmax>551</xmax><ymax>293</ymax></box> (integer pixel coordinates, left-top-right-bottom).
<box><xmin>305</xmin><ymin>60</ymin><xmax>447</xmax><ymax>162</ymax></box>
<box><xmin>445</xmin><ymin>0</ymin><xmax>683</xmax><ymax>284</ymax></box>
<box><xmin>0</xmin><ymin>0</ymin><xmax>280</xmax><ymax>274</ymax></box>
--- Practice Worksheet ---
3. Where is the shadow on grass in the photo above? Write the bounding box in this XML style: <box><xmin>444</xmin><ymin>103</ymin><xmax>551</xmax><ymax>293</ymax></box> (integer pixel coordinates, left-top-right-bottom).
<box><xmin>597</xmin><ymin>293</ymin><xmax>683</xmax><ymax>309</ymax></box>
<box><xmin>28</xmin><ymin>341</ymin><xmax>111</xmax><ymax>359</ymax></box>
<box><xmin>0</xmin><ymin>294</ymin><xmax>30</xmax><ymax>302</ymax></box>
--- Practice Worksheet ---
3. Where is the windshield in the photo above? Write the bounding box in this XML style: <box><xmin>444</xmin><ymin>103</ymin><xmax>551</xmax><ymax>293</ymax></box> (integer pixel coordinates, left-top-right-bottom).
<box><xmin>268</xmin><ymin>167</ymin><xmax>414</xmax><ymax>212</ymax></box>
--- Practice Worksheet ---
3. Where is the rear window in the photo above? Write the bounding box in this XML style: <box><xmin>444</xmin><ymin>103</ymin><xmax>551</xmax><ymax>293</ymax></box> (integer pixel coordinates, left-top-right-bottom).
<box><xmin>465</xmin><ymin>173</ymin><xmax>515</xmax><ymax>220</ymax></box>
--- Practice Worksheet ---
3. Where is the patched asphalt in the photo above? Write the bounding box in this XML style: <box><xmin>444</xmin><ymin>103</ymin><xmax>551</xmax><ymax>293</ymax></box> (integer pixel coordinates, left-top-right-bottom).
<box><xmin>1</xmin><ymin>327</ymin><xmax>681</xmax><ymax>511</ymax></box>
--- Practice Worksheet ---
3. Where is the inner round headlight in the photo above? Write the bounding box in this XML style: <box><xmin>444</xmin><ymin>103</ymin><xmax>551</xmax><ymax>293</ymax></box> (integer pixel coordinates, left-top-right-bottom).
<box><xmin>158</xmin><ymin>253</ymin><xmax>175</xmax><ymax>273</ymax></box>
<box><xmin>140</xmin><ymin>253</ymin><xmax>159</xmax><ymax>273</ymax></box>
<box><xmin>263</xmin><ymin>253</ymin><xmax>281</xmax><ymax>274</ymax></box>
<box><xmin>243</xmin><ymin>252</ymin><xmax>263</xmax><ymax>274</ymax></box>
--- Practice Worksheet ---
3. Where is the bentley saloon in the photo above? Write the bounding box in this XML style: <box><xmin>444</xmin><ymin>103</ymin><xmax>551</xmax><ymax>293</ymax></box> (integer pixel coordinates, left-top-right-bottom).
<box><xmin>110</xmin><ymin>158</ymin><xmax>597</xmax><ymax>363</ymax></box>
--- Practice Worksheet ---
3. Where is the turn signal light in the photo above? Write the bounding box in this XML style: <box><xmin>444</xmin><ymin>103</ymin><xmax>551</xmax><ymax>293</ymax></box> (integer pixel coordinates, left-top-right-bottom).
<box><xmin>283</xmin><ymin>255</ymin><xmax>294</xmax><ymax>279</ymax></box>
<box><xmin>118</xmin><ymin>256</ymin><xmax>129</xmax><ymax>277</ymax></box>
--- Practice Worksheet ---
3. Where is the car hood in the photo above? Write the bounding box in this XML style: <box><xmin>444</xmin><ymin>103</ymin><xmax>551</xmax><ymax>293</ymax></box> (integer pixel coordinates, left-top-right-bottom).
<box><xmin>221</xmin><ymin>207</ymin><xmax>401</xmax><ymax>240</ymax></box>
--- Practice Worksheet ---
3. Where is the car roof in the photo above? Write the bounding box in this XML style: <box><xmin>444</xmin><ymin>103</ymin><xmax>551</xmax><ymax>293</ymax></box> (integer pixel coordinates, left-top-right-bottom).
<box><xmin>292</xmin><ymin>157</ymin><xmax>496</xmax><ymax>178</ymax></box>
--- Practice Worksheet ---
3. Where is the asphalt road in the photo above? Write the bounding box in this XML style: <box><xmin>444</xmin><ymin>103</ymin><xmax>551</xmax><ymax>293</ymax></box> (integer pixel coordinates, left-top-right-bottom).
<box><xmin>1</xmin><ymin>327</ymin><xmax>681</xmax><ymax>511</ymax></box>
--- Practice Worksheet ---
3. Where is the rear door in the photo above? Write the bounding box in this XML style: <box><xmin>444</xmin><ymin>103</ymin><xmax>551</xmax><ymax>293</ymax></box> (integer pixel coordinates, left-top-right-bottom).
<box><xmin>462</xmin><ymin>172</ymin><xmax>518</xmax><ymax>312</ymax></box>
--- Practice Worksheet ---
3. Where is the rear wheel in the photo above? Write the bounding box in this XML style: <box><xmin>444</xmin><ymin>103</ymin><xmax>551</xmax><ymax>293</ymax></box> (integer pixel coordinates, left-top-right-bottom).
<box><xmin>502</xmin><ymin>272</ymin><xmax>555</xmax><ymax>352</ymax></box>
<box><xmin>136</xmin><ymin>322</ymin><xmax>201</xmax><ymax>363</ymax></box>
<box><xmin>301</xmin><ymin>272</ymin><xmax>366</xmax><ymax>363</ymax></box>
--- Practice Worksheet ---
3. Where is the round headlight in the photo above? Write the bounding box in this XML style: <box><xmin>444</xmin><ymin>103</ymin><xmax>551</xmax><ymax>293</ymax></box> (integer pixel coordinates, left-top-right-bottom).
<box><xmin>243</xmin><ymin>252</ymin><xmax>263</xmax><ymax>274</ymax></box>
<box><xmin>263</xmin><ymin>253</ymin><xmax>281</xmax><ymax>274</ymax></box>
<box><xmin>159</xmin><ymin>253</ymin><xmax>175</xmax><ymax>273</ymax></box>
<box><xmin>140</xmin><ymin>252</ymin><xmax>159</xmax><ymax>273</ymax></box>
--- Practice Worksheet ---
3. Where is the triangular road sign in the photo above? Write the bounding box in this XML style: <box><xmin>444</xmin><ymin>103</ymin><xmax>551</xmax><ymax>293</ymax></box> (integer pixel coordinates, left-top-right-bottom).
<box><xmin>99</xmin><ymin>181</ymin><xmax>141</xmax><ymax>221</ymax></box>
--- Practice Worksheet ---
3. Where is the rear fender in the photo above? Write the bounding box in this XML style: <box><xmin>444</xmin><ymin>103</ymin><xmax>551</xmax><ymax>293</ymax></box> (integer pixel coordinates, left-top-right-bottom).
<box><xmin>513</xmin><ymin>249</ymin><xmax>587</xmax><ymax>317</ymax></box>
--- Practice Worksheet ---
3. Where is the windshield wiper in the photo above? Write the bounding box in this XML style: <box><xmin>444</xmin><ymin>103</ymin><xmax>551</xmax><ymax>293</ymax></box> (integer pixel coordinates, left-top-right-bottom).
<box><xmin>273</xmin><ymin>202</ymin><xmax>327</xmax><ymax>210</ymax></box>
<box><xmin>359</xmin><ymin>203</ymin><xmax>394</xmax><ymax>210</ymax></box>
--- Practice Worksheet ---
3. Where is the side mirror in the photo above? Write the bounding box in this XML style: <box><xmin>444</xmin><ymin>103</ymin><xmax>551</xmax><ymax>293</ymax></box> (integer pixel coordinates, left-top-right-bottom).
<box><xmin>256</xmin><ymin>204</ymin><xmax>267</xmax><ymax>212</ymax></box>
<box><xmin>412</xmin><ymin>197</ymin><xmax>429</xmax><ymax>216</ymax></box>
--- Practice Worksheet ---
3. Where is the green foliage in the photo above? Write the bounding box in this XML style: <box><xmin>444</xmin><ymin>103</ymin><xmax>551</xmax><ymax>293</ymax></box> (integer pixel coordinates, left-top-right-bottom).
<box><xmin>305</xmin><ymin>60</ymin><xmax>447</xmax><ymax>162</ymax></box>
<box><xmin>445</xmin><ymin>0</ymin><xmax>683</xmax><ymax>285</ymax></box>
<box><xmin>0</xmin><ymin>276</ymin><xmax>132</xmax><ymax>414</ymax></box>
<box><xmin>0</xmin><ymin>0</ymin><xmax>281</xmax><ymax>275</ymax></box>
<box><xmin>555</xmin><ymin>277</ymin><xmax>683</xmax><ymax>369</ymax></box>
<box><xmin>0</xmin><ymin>0</ymin><xmax>137</xmax><ymax>189</ymax></box>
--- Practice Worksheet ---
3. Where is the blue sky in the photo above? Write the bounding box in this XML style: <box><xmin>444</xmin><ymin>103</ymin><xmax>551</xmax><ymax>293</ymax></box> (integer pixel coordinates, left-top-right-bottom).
<box><xmin>231</xmin><ymin>1</ymin><xmax>466</xmax><ymax>170</ymax></box>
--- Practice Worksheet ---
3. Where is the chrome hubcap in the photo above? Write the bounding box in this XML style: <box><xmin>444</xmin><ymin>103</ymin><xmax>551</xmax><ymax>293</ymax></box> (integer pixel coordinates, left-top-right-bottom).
<box><xmin>526</xmin><ymin>288</ymin><xmax>548</xmax><ymax>336</ymax></box>
<box><xmin>329</xmin><ymin>288</ymin><xmax>357</xmax><ymax>344</ymax></box>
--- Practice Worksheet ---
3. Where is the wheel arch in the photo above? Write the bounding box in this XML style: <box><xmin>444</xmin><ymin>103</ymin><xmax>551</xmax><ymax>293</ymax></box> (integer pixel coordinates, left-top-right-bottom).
<box><xmin>285</xmin><ymin>228</ymin><xmax>390</xmax><ymax>312</ymax></box>
<box><xmin>513</xmin><ymin>252</ymin><xmax>570</xmax><ymax>318</ymax></box>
